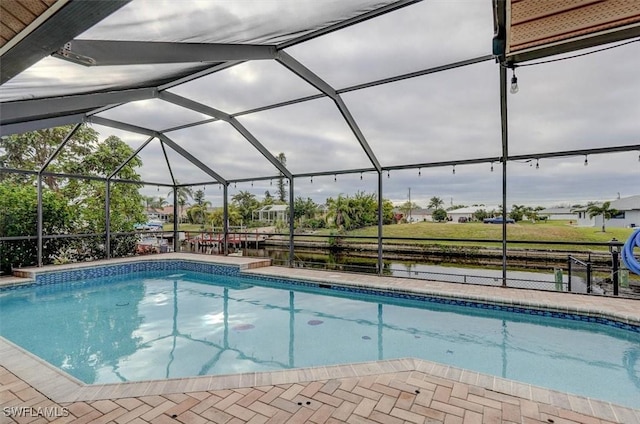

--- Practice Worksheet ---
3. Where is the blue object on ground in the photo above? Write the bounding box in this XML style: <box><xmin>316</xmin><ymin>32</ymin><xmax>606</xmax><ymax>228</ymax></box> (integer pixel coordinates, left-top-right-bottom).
<box><xmin>622</xmin><ymin>229</ymin><xmax>640</xmax><ymax>275</ymax></box>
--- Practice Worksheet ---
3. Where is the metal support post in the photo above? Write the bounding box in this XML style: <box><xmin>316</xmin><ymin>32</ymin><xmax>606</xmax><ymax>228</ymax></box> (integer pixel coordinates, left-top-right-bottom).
<box><xmin>173</xmin><ymin>186</ymin><xmax>179</xmax><ymax>252</ymax></box>
<box><xmin>499</xmin><ymin>64</ymin><xmax>509</xmax><ymax>287</ymax></box>
<box><xmin>36</xmin><ymin>175</ymin><xmax>43</xmax><ymax>267</ymax></box>
<box><xmin>223</xmin><ymin>184</ymin><xmax>229</xmax><ymax>255</ymax></box>
<box><xmin>105</xmin><ymin>181</ymin><xmax>111</xmax><ymax>259</ymax></box>
<box><xmin>377</xmin><ymin>171</ymin><xmax>383</xmax><ymax>275</ymax></box>
<box><xmin>288</xmin><ymin>177</ymin><xmax>295</xmax><ymax>267</ymax></box>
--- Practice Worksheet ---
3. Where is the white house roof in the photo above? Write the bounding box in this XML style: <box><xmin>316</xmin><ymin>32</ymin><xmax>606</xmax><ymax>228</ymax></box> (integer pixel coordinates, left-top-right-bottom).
<box><xmin>447</xmin><ymin>206</ymin><xmax>495</xmax><ymax>214</ymax></box>
<box><xmin>610</xmin><ymin>195</ymin><xmax>640</xmax><ymax>211</ymax></box>
<box><xmin>539</xmin><ymin>207</ymin><xmax>576</xmax><ymax>215</ymax></box>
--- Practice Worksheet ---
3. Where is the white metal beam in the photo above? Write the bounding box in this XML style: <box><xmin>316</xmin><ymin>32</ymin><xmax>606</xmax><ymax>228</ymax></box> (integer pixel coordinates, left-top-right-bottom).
<box><xmin>53</xmin><ymin>40</ymin><xmax>277</xmax><ymax>66</ymax></box>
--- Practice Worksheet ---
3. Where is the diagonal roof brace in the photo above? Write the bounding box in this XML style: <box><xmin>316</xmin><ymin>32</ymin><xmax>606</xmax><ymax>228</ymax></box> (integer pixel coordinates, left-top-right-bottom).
<box><xmin>276</xmin><ymin>51</ymin><xmax>336</xmax><ymax>98</ymax></box>
<box><xmin>159</xmin><ymin>91</ymin><xmax>293</xmax><ymax>179</ymax></box>
<box><xmin>53</xmin><ymin>40</ymin><xmax>278</xmax><ymax>66</ymax></box>
<box><xmin>156</xmin><ymin>134</ymin><xmax>227</xmax><ymax>186</ymax></box>
<box><xmin>88</xmin><ymin>116</ymin><xmax>156</xmax><ymax>137</ymax></box>
<box><xmin>276</xmin><ymin>51</ymin><xmax>381</xmax><ymax>172</ymax></box>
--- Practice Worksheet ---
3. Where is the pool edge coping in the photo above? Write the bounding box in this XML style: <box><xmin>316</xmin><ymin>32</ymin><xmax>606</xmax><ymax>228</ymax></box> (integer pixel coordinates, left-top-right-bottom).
<box><xmin>1</xmin><ymin>336</ymin><xmax>637</xmax><ymax>422</ymax></box>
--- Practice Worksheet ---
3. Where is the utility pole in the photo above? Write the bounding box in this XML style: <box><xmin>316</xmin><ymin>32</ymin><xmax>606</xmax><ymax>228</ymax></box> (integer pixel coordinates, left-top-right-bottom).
<box><xmin>408</xmin><ymin>187</ymin><xmax>412</xmax><ymax>222</ymax></box>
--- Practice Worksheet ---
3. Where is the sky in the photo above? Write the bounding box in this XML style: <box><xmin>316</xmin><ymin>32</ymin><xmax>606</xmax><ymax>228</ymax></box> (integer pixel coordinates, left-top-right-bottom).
<box><xmin>3</xmin><ymin>0</ymin><xmax>639</xmax><ymax>209</ymax></box>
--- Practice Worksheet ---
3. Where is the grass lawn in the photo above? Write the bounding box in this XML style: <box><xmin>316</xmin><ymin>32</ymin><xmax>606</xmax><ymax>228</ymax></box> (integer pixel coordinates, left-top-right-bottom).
<box><xmin>319</xmin><ymin>221</ymin><xmax>635</xmax><ymax>251</ymax></box>
<box><xmin>167</xmin><ymin>220</ymin><xmax>635</xmax><ymax>252</ymax></box>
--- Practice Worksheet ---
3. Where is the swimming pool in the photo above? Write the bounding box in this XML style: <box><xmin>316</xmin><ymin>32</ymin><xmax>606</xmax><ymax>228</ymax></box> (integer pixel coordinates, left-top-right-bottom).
<box><xmin>1</xmin><ymin>260</ymin><xmax>639</xmax><ymax>409</ymax></box>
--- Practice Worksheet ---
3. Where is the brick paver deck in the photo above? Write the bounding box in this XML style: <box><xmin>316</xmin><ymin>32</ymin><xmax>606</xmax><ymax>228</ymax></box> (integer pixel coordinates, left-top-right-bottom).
<box><xmin>1</xmin><ymin>254</ymin><xmax>639</xmax><ymax>423</ymax></box>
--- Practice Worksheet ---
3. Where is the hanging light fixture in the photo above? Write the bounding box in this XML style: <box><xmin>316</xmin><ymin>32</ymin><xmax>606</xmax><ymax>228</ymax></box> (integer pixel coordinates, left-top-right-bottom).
<box><xmin>387</xmin><ymin>170</ymin><xmax>390</xmax><ymax>178</ymax></box>
<box><xmin>360</xmin><ymin>172</ymin><xmax>363</xmax><ymax>180</ymax></box>
<box><xmin>334</xmin><ymin>174</ymin><xmax>337</xmax><ymax>182</ymax></box>
<box><xmin>490</xmin><ymin>162</ymin><xmax>494</xmax><ymax>172</ymax></box>
<box><xmin>452</xmin><ymin>165</ymin><xmax>456</xmax><ymax>175</ymax></box>
<box><xmin>510</xmin><ymin>67</ymin><xmax>519</xmax><ymax>94</ymax></box>
<box><xmin>310</xmin><ymin>176</ymin><xmax>313</xmax><ymax>184</ymax></box>
<box><xmin>535</xmin><ymin>159</ymin><xmax>539</xmax><ymax>169</ymax></box>
<box><xmin>418</xmin><ymin>168</ymin><xmax>421</xmax><ymax>176</ymax></box>
<box><xmin>584</xmin><ymin>155</ymin><xmax>589</xmax><ymax>166</ymax></box>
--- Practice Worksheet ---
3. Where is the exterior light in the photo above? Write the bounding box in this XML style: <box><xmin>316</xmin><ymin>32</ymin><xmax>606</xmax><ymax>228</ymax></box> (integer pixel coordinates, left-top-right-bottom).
<box><xmin>452</xmin><ymin>165</ymin><xmax>456</xmax><ymax>175</ymax></box>
<box><xmin>584</xmin><ymin>155</ymin><xmax>588</xmax><ymax>166</ymax></box>
<box><xmin>609</xmin><ymin>238</ymin><xmax>619</xmax><ymax>254</ymax></box>
<box><xmin>360</xmin><ymin>172</ymin><xmax>363</xmax><ymax>180</ymax></box>
<box><xmin>334</xmin><ymin>174</ymin><xmax>337</xmax><ymax>182</ymax></box>
<box><xmin>418</xmin><ymin>168</ymin><xmax>421</xmax><ymax>176</ymax></box>
<box><xmin>535</xmin><ymin>159</ymin><xmax>539</xmax><ymax>169</ymax></box>
<box><xmin>387</xmin><ymin>170</ymin><xmax>390</xmax><ymax>178</ymax></box>
<box><xmin>490</xmin><ymin>162</ymin><xmax>494</xmax><ymax>172</ymax></box>
<box><xmin>310</xmin><ymin>176</ymin><xmax>313</xmax><ymax>183</ymax></box>
<box><xmin>510</xmin><ymin>68</ymin><xmax>519</xmax><ymax>94</ymax></box>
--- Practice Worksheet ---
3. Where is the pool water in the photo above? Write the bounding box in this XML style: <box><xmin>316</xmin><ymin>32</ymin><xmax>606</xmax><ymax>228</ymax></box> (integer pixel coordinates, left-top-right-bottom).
<box><xmin>0</xmin><ymin>270</ymin><xmax>639</xmax><ymax>408</ymax></box>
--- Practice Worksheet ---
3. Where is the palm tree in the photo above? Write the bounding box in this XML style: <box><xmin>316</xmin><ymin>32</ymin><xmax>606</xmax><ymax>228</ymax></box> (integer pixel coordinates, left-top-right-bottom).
<box><xmin>587</xmin><ymin>201</ymin><xmax>619</xmax><ymax>233</ymax></box>
<box><xmin>428</xmin><ymin>196</ymin><xmax>444</xmax><ymax>210</ymax></box>
<box><xmin>168</xmin><ymin>182</ymin><xmax>193</xmax><ymax>224</ymax></box>
<box><xmin>326</xmin><ymin>195</ymin><xmax>352</xmax><ymax>231</ymax></box>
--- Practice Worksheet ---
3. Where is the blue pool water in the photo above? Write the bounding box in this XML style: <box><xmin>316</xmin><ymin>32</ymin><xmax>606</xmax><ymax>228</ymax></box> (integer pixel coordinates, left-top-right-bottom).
<box><xmin>0</xmin><ymin>269</ymin><xmax>639</xmax><ymax>408</ymax></box>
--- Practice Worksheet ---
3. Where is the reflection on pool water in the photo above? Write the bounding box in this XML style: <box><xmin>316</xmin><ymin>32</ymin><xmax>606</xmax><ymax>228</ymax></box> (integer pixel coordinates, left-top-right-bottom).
<box><xmin>0</xmin><ymin>270</ymin><xmax>638</xmax><ymax>408</ymax></box>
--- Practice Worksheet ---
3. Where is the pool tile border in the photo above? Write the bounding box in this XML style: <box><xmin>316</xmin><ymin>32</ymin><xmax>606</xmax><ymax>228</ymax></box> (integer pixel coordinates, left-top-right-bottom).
<box><xmin>238</xmin><ymin>272</ymin><xmax>640</xmax><ymax>333</ymax></box>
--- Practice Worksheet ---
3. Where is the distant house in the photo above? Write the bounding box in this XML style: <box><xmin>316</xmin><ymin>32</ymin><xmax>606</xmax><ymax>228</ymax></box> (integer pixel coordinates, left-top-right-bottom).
<box><xmin>392</xmin><ymin>207</ymin><xmax>434</xmax><ymax>222</ymax></box>
<box><xmin>539</xmin><ymin>207</ymin><xmax>579</xmax><ymax>221</ymax></box>
<box><xmin>253</xmin><ymin>204</ymin><xmax>288</xmax><ymax>223</ymax></box>
<box><xmin>574</xmin><ymin>195</ymin><xmax>640</xmax><ymax>228</ymax></box>
<box><xmin>447</xmin><ymin>206</ymin><xmax>497</xmax><ymax>222</ymax></box>
<box><xmin>407</xmin><ymin>207</ymin><xmax>434</xmax><ymax>222</ymax></box>
<box><xmin>598</xmin><ymin>195</ymin><xmax>640</xmax><ymax>229</ymax></box>
<box><xmin>146</xmin><ymin>205</ymin><xmax>176</xmax><ymax>222</ymax></box>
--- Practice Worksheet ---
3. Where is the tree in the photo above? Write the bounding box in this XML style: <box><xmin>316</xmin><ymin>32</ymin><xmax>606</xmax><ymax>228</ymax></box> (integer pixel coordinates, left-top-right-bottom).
<box><xmin>148</xmin><ymin>196</ymin><xmax>168</xmax><ymax>211</ymax></box>
<box><xmin>263</xmin><ymin>190</ymin><xmax>274</xmax><ymax>206</ymax></box>
<box><xmin>326</xmin><ymin>195</ymin><xmax>353</xmax><ymax>231</ymax></box>
<box><xmin>428</xmin><ymin>196</ymin><xmax>444</xmax><ymax>210</ymax></box>
<box><xmin>0</xmin><ymin>182</ymin><xmax>75</xmax><ymax>273</ymax></box>
<box><xmin>276</xmin><ymin>152</ymin><xmax>287</xmax><ymax>202</ymax></box>
<box><xmin>473</xmin><ymin>209</ymin><xmax>489</xmax><ymax>222</ymax></box>
<box><xmin>432</xmin><ymin>208</ymin><xmax>448</xmax><ymax>222</ymax></box>
<box><xmin>292</xmin><ymin>197</ymin><xmax>318</xmax><ymax>225</ymax></box>
<box><xmin>0</xmin><ymin>125</ymin><xmax>97</xmax><ymax>190</ymax></box>
<box><xmin>1</xmin><ymin>128</ymin><xmax>145</xmax><ymax>262</ymax></box>
<box><xmin>189</xmin><ymin>189</ymin><xmax>211</xmax><ymax>228</ymax></box>
<box><xmin>325</xmin><ymin>191</ymin><xmax>388</xmax><ymax>231</ymax></box>
<box><xmin>398</xmin><ymin>201</ymin><xmax>419</xmax><ymax>222</ymax></box>
<box><xmin>168</xmin><ymin>183</ymin><xmax>193</xmax><ymax>224</ymax></box>
<box><xmin>208</xmin><ymin>205</ymin><xmax>242</xmax><ymax>228</ymax></box>
<box><xmin>231</xmin><ymin>190</ymin><xmax>259</xmax><ymax>224</ymax></box>
<box><xmin>523</xmin><ymin>206</ymin><xmax>545</xmax><ymax>222</ymax></box>
<box><xmin>509</xmin><ymin>204</ymin><xmax>526</xmax><ymax>222</ymax></box>
<box><xmin>587</xmin><ymin>201</ymin><xmax>619</xmax><ymax>233</ymax></box>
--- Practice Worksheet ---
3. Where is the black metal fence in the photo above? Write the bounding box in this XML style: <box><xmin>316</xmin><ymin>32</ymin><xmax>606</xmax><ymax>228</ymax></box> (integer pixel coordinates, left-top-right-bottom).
<box><xmin>568</xmin><ymin>255</ymin><xmax>593</xmax><ymax>294</ymax></box>
<box><xmin>2</xmin><ymin>230</ymin><xmax>635</xmax><ymax>297</ymax></box>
